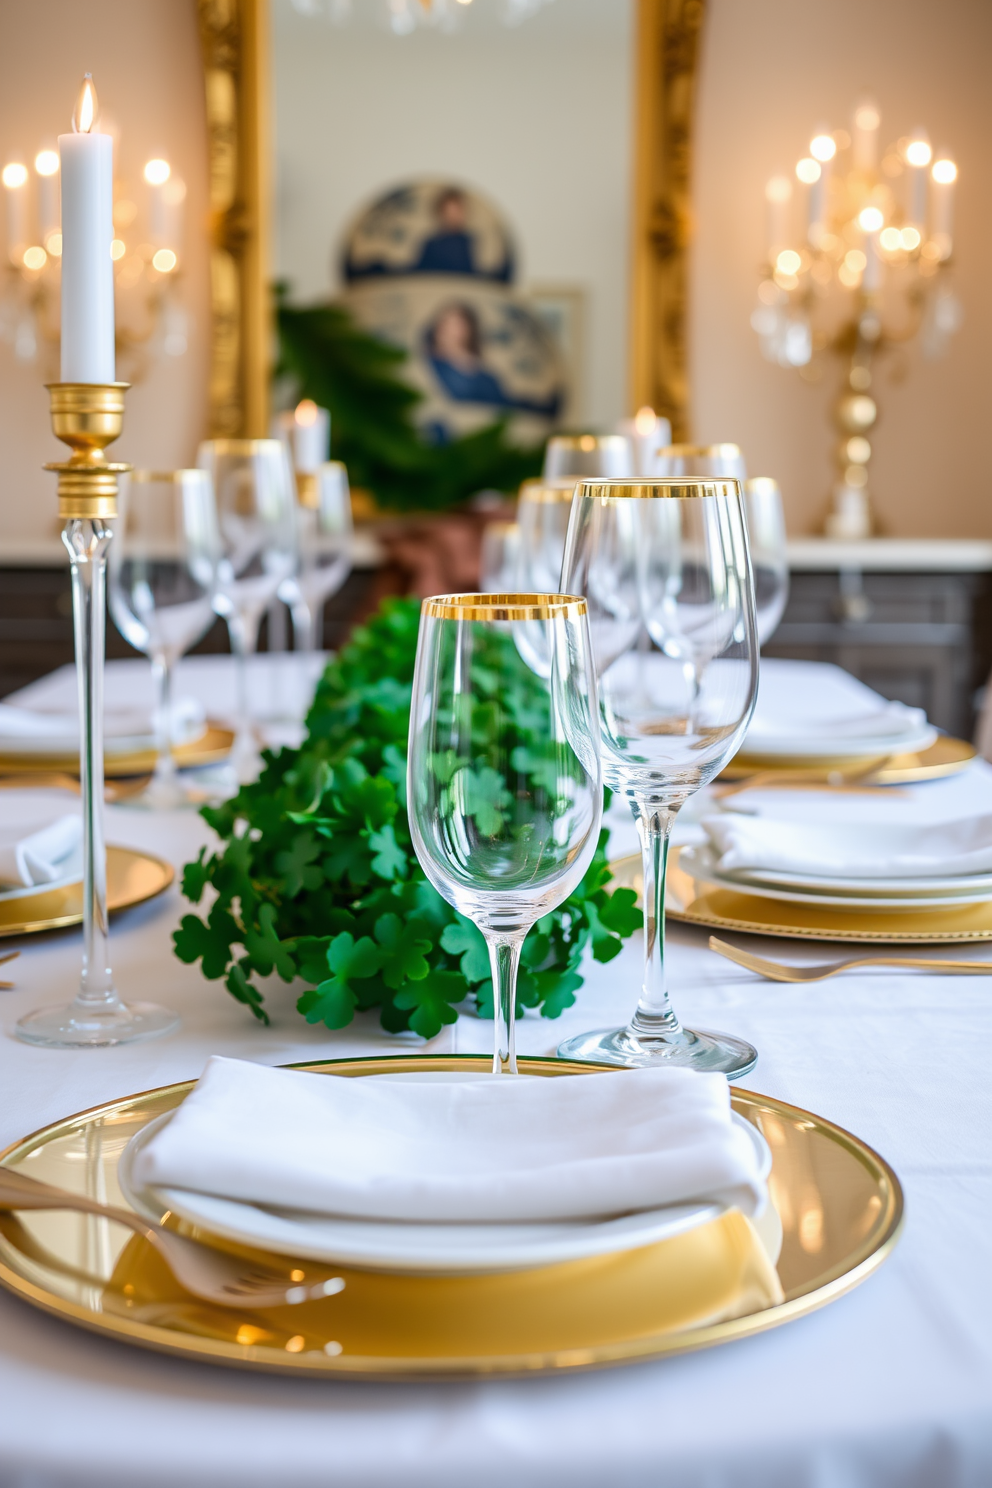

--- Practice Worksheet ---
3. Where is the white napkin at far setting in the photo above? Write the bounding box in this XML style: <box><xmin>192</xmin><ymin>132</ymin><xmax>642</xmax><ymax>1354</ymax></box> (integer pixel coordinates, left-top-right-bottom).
<box><xmin>0</xmin><ymin>814</ymin><xmax>82</xmax><ymax>887</ymax></box>
<box><xmin>702</xmin><ymin>811</ymin><xmax>992</xmax><ymax>881</ymax></box>
<box><xmin>132</xmin><ymin>1056</ymin><xmax>767</xmax><ymax>1223</ymax></box>
<box><xmin>0</xmin><ymin>697</ymin><xmax>206</xmax><ymax>751</ymax></box>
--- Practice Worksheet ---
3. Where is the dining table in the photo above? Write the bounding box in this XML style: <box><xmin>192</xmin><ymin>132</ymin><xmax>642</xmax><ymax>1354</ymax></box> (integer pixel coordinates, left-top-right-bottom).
<box><xmin>0</xmin><ymin>654</ymin><xmax>989</xmax><ymax>1488</ymax></box>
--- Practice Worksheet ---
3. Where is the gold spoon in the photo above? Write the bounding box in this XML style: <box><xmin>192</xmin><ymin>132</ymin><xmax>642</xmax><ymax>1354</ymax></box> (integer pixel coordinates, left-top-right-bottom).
<box><xmin>708</xmin><ymin>935</ymin><xmax>992</xmax><ymax>983</ymax></box>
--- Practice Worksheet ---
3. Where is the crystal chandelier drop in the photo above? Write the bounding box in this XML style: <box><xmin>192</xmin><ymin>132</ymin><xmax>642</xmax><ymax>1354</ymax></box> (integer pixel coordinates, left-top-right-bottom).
<box><xmin>290</xmin><ymin>0</ymin><xmax>554</xmax><ymax>35</ymax></box>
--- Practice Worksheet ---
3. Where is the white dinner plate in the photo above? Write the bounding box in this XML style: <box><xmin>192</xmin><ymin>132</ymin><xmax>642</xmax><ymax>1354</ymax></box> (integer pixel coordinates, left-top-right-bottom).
<box><xmin>739</xmin><ymin>723</ymin><xmax>937</xmax><ymax>760</ymax></box>
<box><xmin>680</xmin><ymin>848</ymin><xmax>992</xmax><ymax>911</ymax></box>
<box><xmin>119</xmin><ymin>1085</ymin><xmax>773</xmax><ymax>1275</ymax></box>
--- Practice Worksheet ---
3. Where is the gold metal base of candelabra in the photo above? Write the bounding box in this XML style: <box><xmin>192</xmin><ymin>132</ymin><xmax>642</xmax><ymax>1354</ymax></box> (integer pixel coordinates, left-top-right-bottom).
<box><xmin>44</xmin><ymin>382</ymin><xmax>131</xmax><ymax>519</ymax></box>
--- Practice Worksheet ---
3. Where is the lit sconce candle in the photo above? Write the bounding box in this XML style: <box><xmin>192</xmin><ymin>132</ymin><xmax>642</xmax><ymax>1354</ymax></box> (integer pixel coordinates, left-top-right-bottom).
<box><xmin>34</xmin><ymin>148</ymin><xmax>61</xmax><ymax>254</ymax></box>
<box><xmin>2</xmin><ymin>160</ymin><xmax>29</xmax><ymax>264</ymax></box>
<box><xmin>903</xmin><ymin>130</ymin><xmax>931</xmax><ymax>232</ymax></box>
<box><xmin>852</xmin><ymin>100</ymin><xmax>881</xmax><ymax>173</ymax></box>
<box><xmin>764</xmin><ymin>175</ymin><xmax>792</xmax><ymax>260</ymax></box>
<box><xmin>803</xmin><ymin>128</ymin><xmax>835</xmax><ymax>244</ymax></box>
<box><xmin>291</xmin><ymin>399</ymin><xmax>331</xmax><ymax>474</ymax></box>
<box><xmin>59</xmin><ymin>74</ymin><xmax>115</xmax><ymax>383</ymax></box>
<box><xmin>930</xmin><ymin>155</ymin><xmax>957</xmax><ymax>257</ymax></box>
<box><xmin>862</xmin><ymin>230</ymin><xmax>884</xmax><ymax>293</ymax></box>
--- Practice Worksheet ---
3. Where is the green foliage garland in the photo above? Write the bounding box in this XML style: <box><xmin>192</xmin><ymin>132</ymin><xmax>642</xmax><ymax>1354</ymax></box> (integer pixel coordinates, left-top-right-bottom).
<box><xmin>275</xmin><ymin>297</ymin><xmax>545</xmax><ymax>512</ymax></box>
<box><xmin>173</xmin><ymin>598</ymin><xmax>640</xmax><ymax>1039</ymax></box>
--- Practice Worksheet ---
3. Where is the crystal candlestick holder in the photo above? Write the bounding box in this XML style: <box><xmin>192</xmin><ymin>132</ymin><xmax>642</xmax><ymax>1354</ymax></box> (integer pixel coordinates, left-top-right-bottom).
<box><xmin>15</xmin><ymin>383</ymin><xmax>180</xmax><ymax>1047</ymax></box>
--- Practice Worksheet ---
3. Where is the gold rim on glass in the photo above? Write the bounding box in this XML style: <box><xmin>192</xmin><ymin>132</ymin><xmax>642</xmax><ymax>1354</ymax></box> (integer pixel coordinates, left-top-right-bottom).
<box><xmin>546</xmin><ymin>434</ymin><xmax>630</xmax><ymax>454</ymax></box>
<box><xmin>132</xmin><ymin>469</ymin><xmax>210</xmax><ymax>484</ymax></box>
<box><xmin>575</xmin><ymin>478</ymin><xmax>742</xmax><ymax>501</ymax></box>
<box><xmin>744</xmin><ymin>476</ymin><xmax>781</xmax><ymax>495</ymax></box>
<box><xmin>658</xmin><ymin>443</ymin><xmax>742</xmax><ymax>459</ymax></box>
<box><xmin>517</xmin><ymin>479</ymin><xmax>578</xmax><ymax>504</ymax></box>
<box><xmin>423</xmin><ymin>593</ymin><xmax>587</xmax><ymax>621</ymax></box>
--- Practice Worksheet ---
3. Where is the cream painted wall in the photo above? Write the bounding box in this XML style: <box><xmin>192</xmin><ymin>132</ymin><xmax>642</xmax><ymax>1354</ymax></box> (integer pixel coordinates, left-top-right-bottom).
<box><xmin>690</xmin><ymin>0</ymin><xmax>992</xmax><ymax>538</ymax></box>
<box><xmin>272</xmin><ymin>0</ymin><xmax>633</xmax><ymax>429</ymax></box>
<box><xmin>0</xmin><ymin>0</ymin><xmax>210</xmax><ymax>552</ymax></box>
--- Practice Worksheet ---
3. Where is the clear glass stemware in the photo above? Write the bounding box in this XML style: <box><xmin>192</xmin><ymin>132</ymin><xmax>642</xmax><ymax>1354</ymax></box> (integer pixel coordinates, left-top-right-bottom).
<box><xmin>197</xmin><ymin>439</ymin><xmax>298</xmax><ymax>781</ymax></box>
<box><xmin>284</xmin><ymin>460</ymin><xmax>353</xmax><ymax>652</ymax></box>
<box><xmin>108</xmin><ymin>469</ymin><xmax>219</xmax><ymax>808</ymax></box>
<box><xmin>743</xmin><ymin>477</ymin><xmax>789</xmax><ymax>645</ymax></box>
<box><xmin>407</xmin><ymin>593</ymin><xmax>603</xmax><ymax>1073</ymax></box>
<box><xmin>556</xmin><ymin>479</ymin><xmax>760</xmax><ymax>1076</ymax></box>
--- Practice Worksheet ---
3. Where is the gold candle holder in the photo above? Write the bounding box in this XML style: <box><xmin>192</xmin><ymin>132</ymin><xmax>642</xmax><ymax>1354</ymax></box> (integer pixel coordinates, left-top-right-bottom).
<box><xmin>295</xmin><ymin>469</ymin><xmax>319</xmax><ymax>510</ymax></box>
<box><xmin>16</xmin><ymin>382</ymin><xmax>179</xmax><ymax>1048</ymax></box>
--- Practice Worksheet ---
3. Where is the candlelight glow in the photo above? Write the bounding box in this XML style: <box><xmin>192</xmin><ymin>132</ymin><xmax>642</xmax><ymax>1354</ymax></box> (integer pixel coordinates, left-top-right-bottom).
<box><xmin>775</xmin><ymin>249</ymin><xmax>802</xmax><ymax>276</ymax></box>
<box><xmin>295</xmin><ymin>398</ymin><xmax>319</xmax><ymax>427</ymax></box>
<box><xmin>34</xmin><ymin>150</ymin><xmax>59</xmax><ymax>177</ymax></box>
<box><xmin>859</xmin><ymin>206</ymin><xmax>884</xmax><ymax>233</ymax></box>
<box><xmin>854</xmin><ymin>104</ymin><xmax>880</xmax><ymax>133</ymax></box>
<box><xmin>110</xmin><ymin>238</ymin><xmax>126</xmax><ymax>261</ymax></box>
<box><xmin>152</xmin><ymin>247</ymin><xmax>178</xmax><ymax>273</ymax></box>
<box><xmin>879</xmin><ymin>227</ymin><xmax>902</xmax><ymax>252</ymax></box>
<box><xmin>932</xmin><ymin>158</ymin><xmax>957</xmax><ymax>184</ymax></box>
<box><xmin>796</xmin><ymin>157</ymin><xmax>821</xmax><ymax>184</ymax></box>
<box><xmin>72</xmin><ymin>75</ymin><xmax>98</xmax><ymax>134</ymax></box>
<box><xmin>905</xmin><ymin>139</ymin><xmax>932</xmax><ymax>168</ymax></box>
<box><xmin>22</xmin><ymin>246</ymin><xmax>47</xmax><ymax>271</ymax></box>
<box><xmin>634</xmin><ymin>406</ymin><xmax>657</xmax><ymax>436</ymax></box>
<box><xmin>809</xmin><ymin>134</ymin><xmax>836</xmax><ymax>162</ymax></box>
<box><xmin>144</xmin><ymin>158</ymin><xmax>171</xmax><ymax>186</ymax></box>
<box><xmin>46</xmin><ymin>231</ymin><xmax>62</xmax><ymax>256</ymax></box>
<box><xmin>844</xmin><ymin>249</ymin><xmax>867</xmax><ymax>273</ymax></box>
<box><xmin>2</xmin><ymin>163</ymin><xmax>28</xmax><ymax>189</ymax></box>
<box><xmin>765</xmin><ymin>175</ymin><xmax>792</xmax><ymax>203</ymax></box>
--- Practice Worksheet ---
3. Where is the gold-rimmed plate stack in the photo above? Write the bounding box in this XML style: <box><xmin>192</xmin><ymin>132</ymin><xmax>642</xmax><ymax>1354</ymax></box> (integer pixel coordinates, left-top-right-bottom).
<box><xmin>0</xmin><ymin>847</ymin><xmax>174</xmax><ymax>939</ymax></box>
<box><xmin>0</xmin><ymin>1055</ymin><xmax>902</xmax><ymax>1377</ymax></box>
<box><xmin>0</xmin><ymin>724</ymin><xmax>235</xmax><ymax>782</ymax></box>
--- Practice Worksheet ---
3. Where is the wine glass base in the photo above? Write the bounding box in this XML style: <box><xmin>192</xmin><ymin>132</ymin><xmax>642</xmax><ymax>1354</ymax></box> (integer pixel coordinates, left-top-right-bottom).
<box><xmin>556</xmin><ymin>1024</ymin><xmax>757</xmax><ymax>1079</ymax></box>
<box><xmin>15</xmin><ymin>1000</ymin><xmax>181</xmax><ymax>1049</ymax></box>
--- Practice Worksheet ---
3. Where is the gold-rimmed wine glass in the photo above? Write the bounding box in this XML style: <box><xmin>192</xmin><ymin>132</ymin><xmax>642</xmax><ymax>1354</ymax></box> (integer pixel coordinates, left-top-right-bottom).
<box><xmin>407</xmin><ymin>593</ymin><xmax>603</xmax><ymax>1073</ymax></box>
<box><xmin>556</xmin><ymin>479</ymin><xmax>760</xmax><ymax>1077</ymax></box>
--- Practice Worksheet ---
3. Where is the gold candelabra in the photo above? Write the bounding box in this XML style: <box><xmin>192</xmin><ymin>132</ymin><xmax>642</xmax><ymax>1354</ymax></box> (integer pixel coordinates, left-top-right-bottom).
<box><xmin>752</xmin><ymin>101</ymin><xmax>961</xmax><ymax>539</ymax></box>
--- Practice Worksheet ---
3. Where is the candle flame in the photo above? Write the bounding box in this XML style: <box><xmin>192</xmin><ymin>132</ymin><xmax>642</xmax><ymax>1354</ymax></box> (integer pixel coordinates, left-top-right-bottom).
<box><xmin>295</xmin><ymin>399</ymin><xmax>318</xmax><ymax>427</ymax></box>
<box><xmin>72</xmin><ymin>75</ymin><xmax>99</xmax><ymax>134</ymax></box>
<box><xmin>634</xmin><ymin>406</ymin><xmax>657</xmax><ymax>436</ymax></box>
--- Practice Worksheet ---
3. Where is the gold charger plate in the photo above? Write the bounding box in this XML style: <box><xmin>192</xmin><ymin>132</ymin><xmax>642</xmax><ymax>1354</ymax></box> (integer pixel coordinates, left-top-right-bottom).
<box><xmin>0</xmin><ymin>1055</ymin><xmax>902</xmax><ymax>1378</ymax></box>
<box><xmin>721</xmin><ymin>734</ymin><xmax>976</xmax><ymax>784</ymax></box>
<box><xmin>0</xmin><ymin>724</ymin><xmax>235</xmax><ymax>780</ymax></box>
<box><xmin>612</xmin><ymin>849</ymin><xmax>992</xmax><ymax>944</ymax></box>
<box><xmin>0</xmin><ymin>847</ymin><xmax>174</xmax><ymax>939</ymax></box>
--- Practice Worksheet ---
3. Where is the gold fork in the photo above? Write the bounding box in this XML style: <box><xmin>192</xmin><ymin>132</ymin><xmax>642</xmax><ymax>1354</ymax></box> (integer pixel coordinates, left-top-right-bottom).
<box><xmin>708</xmin><ymin>935</ymin><xmax>992</xmax><ymax>983</ymax></box>
<box><xmin>0</xmin><ymin>1165</ymin><xmax>345</xmax><ymax>1310</ymax></box>
<box><xmin>0</xmin><ymin>949</ymin><xmax>19</xmax><ymax>990</ymax></box>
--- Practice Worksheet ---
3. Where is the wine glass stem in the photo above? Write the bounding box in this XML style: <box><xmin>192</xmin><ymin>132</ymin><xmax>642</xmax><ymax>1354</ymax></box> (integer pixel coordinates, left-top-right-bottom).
<box><xmin>629</xmin><ymin>804</ymin><xmax>681</xmax><ymax>1038</ymax></box>
<box><xmin>63</xmin><ymin>519</ymin><xmax>120</xmax><ymax>1013</ymax></box>
<box><xmin>487</xmin><ymin>935</ymin><xmax>523</xmax><ymax>1075</ymax></box>
<box><xmin>151</xmin><ymin>653</ymin><xmax>177</xmax><ymax>787</ymax></box>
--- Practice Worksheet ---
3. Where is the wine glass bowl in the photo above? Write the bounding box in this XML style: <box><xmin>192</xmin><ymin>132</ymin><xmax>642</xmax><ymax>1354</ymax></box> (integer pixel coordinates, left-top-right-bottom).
<box><xmin>543</xmin><ymin>433</ymin><xmax>634</xmax><ymax>481</ymax></box>
<box><xmin>743</xmin><ymin>477</ymin><xmax>789</xmax><ymax>645</ymax></box>
<box><xmin>287</xmin><ymin>459</ymin><xmax>353</xmax><ymax>651</ymax></box>
<box><xmin>108</xmin><ymin>469</ymin><xmax>219</xmax><ymax>807</ymax></box>
<box><xmin>557</xmin><ymin>479</ymin><xmax>759</xmax><ymax>1076</ymax></box>
<box><xmin>407</xmin><ymin>593</ymin><xmax>603</xmax><ymax>1072</ymax></box>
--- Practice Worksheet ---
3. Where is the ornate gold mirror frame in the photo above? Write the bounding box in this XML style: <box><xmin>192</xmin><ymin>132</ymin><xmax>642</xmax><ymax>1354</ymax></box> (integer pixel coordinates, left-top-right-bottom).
<box><xmin>202</xmin><ymin>0</ymin><xmax>702</xmax><ymax>444</ymax></box>
<box><xmin>197</xmin><ymin>0</ymin><xmax>270</xmax><ymax>437</ymax></box>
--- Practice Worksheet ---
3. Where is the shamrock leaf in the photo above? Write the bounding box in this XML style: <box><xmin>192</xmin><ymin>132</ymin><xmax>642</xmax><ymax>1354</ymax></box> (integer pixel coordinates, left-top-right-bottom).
<box><xmin>440</xmin><ymin>916</ymin><xmax>490</xmax><ymax>983</ymax></box>
<box><xmin>173</xmin><ymin>902</ymin><xmax>241</xmax><ymax>980</ymax></box>
<box><xmin>537</xmin><ymin>969</ymin><xmax>584</xmax><ymax>1018</ymax></box>
<box><xmin>374</xmin><ymin>913</ymin><xmax>431</xmax><ymax>988</ymax></box>
<box><xmin>369</xmin><ymin>823</ymin><xmax>407</xmax><ymax>881</ymax></box>
<box><xmin>274</xmin><ymin>832</ymin><xmax>323</xmax><ymax>898</ymax></box>
<box><xmin>225</xmin><ymin>960</ymin><xmax>270</xmax><ymax>1024</ymax></box>
<box><xmin>451</xmin><ymin>764</ymin><xmax>511</xmax><ymax>836</ymax></box>
<box><xmin>212</xmin><ymin>830</ymin><xmax>256</xmax><ymax>907</ymax></box>
<box><xmin>597</xmin><ymin>887</ymin><xmax>642</xmax><ymax>937</ymax></box>
<box><xmin>243</xmin><ymin>903</ymin><xmax>297</xmax><ymax>982</ymax></box>
<box><xmin>297</xmin><ymin>931</ymin><xmax>383</xmax><ymax>1029</ymax></box>
<box><xmin>380</xmin><ymin>742</ymin><xmax>407</xmax><ymax>805</ymax></box>
<box><xmin>180</xmin><ymin>847</ymin><xmax>212</xmax><ymax>904</ymax></box>
<box><xmin>393</xmin><ymin>968</ymin><xmax>465</xmax><ymax>1039</ymax></box>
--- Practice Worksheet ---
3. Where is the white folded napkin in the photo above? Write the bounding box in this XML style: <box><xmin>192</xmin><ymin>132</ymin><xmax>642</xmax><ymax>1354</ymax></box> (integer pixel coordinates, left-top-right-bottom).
<box><xmin>0</xmin><ymin>813</ymin><xmax>83</xmax><ymax>887</ymax></box>
<box><xmin>744</xmin><ymin>659</ymin><xmax>931</xmax><ymax>752</ymax></box>
<box><xmin>0</xmin><ymin>698</ymin><xmax>205</xmax><ymax>750</ymax></box>
<box><xmin>702</xmin><ymin>811</ymin><xmax>992</xmax><ymax>880</ymax></box>
<box><xmin>131</xmin><ymin>1056</ymin><xmax>767</xmax><ymax>1223</ymax></box>
<box><xmin>745</xmin><ymin>698</ymin><xmax>927</xmax><ymax>745</ymax></box>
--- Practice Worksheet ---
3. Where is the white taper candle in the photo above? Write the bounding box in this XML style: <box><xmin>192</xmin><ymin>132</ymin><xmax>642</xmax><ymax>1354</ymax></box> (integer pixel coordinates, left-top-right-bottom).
<box><xmin>59</xmin><ymin>75</ymin><xmax>115</xmax><ymax>384</ymax></box>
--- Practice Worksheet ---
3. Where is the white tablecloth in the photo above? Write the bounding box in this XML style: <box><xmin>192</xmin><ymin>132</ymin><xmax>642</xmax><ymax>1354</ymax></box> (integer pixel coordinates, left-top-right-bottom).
<box><xmin>0</xmin><ymin>658</ymin><xmax>990</xmax><ymax>1488</ymax></box>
